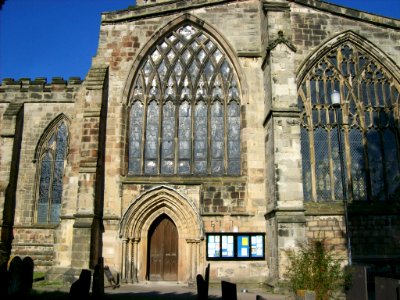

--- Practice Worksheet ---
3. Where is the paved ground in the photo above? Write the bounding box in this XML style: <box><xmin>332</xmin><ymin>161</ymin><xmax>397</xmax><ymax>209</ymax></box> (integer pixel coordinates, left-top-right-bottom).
<box><xmin>103</xmin><ymin>281</ymin><xmax>293</xmax><ymax>300</ymax></box>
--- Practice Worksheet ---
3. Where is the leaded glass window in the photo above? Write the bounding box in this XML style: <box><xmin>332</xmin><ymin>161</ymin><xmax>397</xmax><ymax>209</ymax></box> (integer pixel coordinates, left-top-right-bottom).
<box><xmin>128</xmin><ymin>24</ymin><xmax>241</xmax><ymax>176</ymax></box>
<box><xmin>36</xmin><ymin>120</ymin><xmax>68</xmax><ymax>224</ymax></box>
<box><xmin>299</xmin><ymin>42</ymin><xmax>400</xmax><ymax>202</ymax></box>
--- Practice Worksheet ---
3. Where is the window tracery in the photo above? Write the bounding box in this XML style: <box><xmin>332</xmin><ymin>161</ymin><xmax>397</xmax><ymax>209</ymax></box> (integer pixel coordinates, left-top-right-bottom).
<box><xmin>128</xmin><ymin>24</ymin><xmax>241</xmax><ymax>176</ymax></box>
<box><xmin>298</xmin><ymin>42</ymin><xmax>400</xmax><ymax>202</ymax></box>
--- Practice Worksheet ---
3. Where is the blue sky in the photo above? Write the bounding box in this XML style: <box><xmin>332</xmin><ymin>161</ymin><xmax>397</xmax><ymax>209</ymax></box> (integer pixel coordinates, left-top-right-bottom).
<box><xmin>0</xmin><ymin>0</ymin><xmax>399</xmax><ymax>81</ymax></box>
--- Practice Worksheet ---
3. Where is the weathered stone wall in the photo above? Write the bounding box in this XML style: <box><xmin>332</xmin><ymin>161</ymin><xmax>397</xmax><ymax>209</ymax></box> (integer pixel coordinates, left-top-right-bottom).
<box><xmin>290</xmin><ymin>1</ymin><xmax>400</xmax><ymax>70</ymax></box>
<box><xmin>0</xmin><ymin>0</ymin><xmax>399</xmax><ymax>286</ymax></box>
<box><xmin>10</xmin><ymin>228</ymin><xmax>55</xmax><ymax>271</ymax></box>
<box><xmin>0</xmin><ymin>78</ymin><xmax>81</xmax><ymax>268</ymax></box>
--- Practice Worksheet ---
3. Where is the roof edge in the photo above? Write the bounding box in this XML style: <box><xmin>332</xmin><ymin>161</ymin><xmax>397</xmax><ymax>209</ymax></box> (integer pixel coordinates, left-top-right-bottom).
<box><xmin>288</xmin><ymin>0</ymin><xmax>400</xmax><ymax>29</ymax></box>
<box><xmin>101</xmin><ymin>0</ymin><xmax>238</xmax><ymax>24</ymax></box>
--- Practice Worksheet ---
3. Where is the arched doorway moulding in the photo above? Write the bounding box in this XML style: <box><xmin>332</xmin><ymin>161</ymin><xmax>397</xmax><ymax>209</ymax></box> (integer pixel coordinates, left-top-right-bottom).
<box><xmin>119</xmin><ymin>185</ymin><xmax>203</xmax><ymax>283</ymax></box>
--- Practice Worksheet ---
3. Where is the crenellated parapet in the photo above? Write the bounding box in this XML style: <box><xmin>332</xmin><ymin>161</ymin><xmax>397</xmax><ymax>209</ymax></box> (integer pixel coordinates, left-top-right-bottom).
<box><xmin>0</xmin><ymin>77</ymin><xmax>83</xmax><ymax>103</ymax></box>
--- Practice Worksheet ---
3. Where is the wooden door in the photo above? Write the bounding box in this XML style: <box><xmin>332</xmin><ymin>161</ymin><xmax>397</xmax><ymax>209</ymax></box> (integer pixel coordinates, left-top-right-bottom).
<box><xmin>149</xmin><ymin>216</ymin><xmax>178</xmax><ymax>281</ymax></box>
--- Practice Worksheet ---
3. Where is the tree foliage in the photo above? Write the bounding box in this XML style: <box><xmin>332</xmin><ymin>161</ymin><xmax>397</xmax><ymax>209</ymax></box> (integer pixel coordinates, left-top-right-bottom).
<box><xmin>286</xmin><ymin>240</ymin><xmax>351</xmax><ymax>300</ymax></box>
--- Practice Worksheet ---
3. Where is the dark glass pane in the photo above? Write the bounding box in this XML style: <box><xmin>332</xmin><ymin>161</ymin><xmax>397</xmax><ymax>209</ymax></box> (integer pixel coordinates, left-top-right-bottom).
<box><xmin>178</xmin><ymin>102</ymin><xmax>191</xmax><ymax>174</ymax></box>
<box><xmin>179</xmin><ymin>141</ymin><xmax>191</xmax><ymax>159</ymax></box>
<box><xmin>194</xmin><ymin>161</ymin><xmax>207</xmax><ymax>174</ymax></box>
<box><xmin>317</xmin><ymin>80</ymin><xmax>325</xmax><ymax>105</ymax></box>
<box><xmin>310</xmin><ymin>80</ymin><xmax>317</xmax><ymax>103</ymax></box>
<box><xmin>227</xmin><ymin>102</ymin><xmax>240</xmax><ymax>174</ymax></box>
<box><xmin>348</xmin><ymin>129</ymin><xmax>367</xmax><ymax>201</ymax></box>
<box><xmin>37</xmin><ymin>203</ymin><xmax>48</xmax><ymax>224</ymax></box>
<box><xmin>161</xmin><ymin>140</ymin><xmax>174</xmax><ymax>159</ymax></box>
<box><xmin>130</xmin><ymin>159</ymin><xmax>141</xmax><ymax>174</ymax></box>
<box><xmin>314</xmin><ymin>127</ymin><xmax>331</xmax><ymax>201</ymax></box>
<box><xmin>161</xmin><ymin>102</ymin><xmax>175</xmax><ymax>169</ymax></box>
<box><xmin>52</xmin><ymin>161</ymin><xmax>64</xmax><ymax>204</ymax></box>
<box><xmin>320</xmin><ymin>108</ymin><xmax>327</xmax><ymax>125</ymax></box>
<box><xmin>178</xmin><ymin>161</ymin><xmax>190</xmax><ymax>175</ymax></box>
<box><xmin>383</xmin><ymin>129</ymin><xmax>400</xmax><ymax>200</ymax></box>
<box><xmin>55</xmin><ymin>122</ymin><xmax>68</xmax><ymax>160</ymax></box>
<box><xmin>129</xmin><ymin>102</ymin><xmax>144</xmax><ymax>174</ymax></box>
<box><xmin>384</xmin><ymin>82</ymin><xmax>391</xmax><ymax>106</ymax></box>
<box><xmin>212</xmin><ymin>141</ymin><xmax>224</xmax><ymax>159</ymax></box>
<box><xmin>312</xmin><ymin>110</ymin><xmax>319</xmax><ymax>125</ymax></box>
<box><xmin>228</xmin><ymin>160</ymin><xmax>240</xmax><ymax>175</ymax></box>
<box><xmin>194</xmin><ymin>103</ymin><xmax>207</xmax><ymax>172</ymax></box>
<box><xmin>161</xmin><ymin>160</ymin><xmax>174</xmax><ymax>175</ymax></box>
<box><xmin>50</xmin><ymin>203</ymin><xmax>61</xmax><ymax>223</ymax></box>
<box><xmin>38</xmin><ymin>152</ymin><xmax>52</xmax><ymax>223</ymax></box>
<box><xmin>144</xmin><ymin>160</ymin><xmax>157</xmax><ymax>175</ymax></box>
<box><xmin>194</xmin><ymin>141</ymin><xmax>207</xmax><ymax>160</ymax></box>
<box><xmin>211</xmin><ymin>160</ymin><xmax>223</xmax><ymax>175</ymax></box>
<box><xmin>361</xmin><ymin>82</ymin><xmax>369</xmax><ymax>106</ymax></box>
<box><xmin>211</xmin><ymin>102</ymin><xmax>224</xmax><ymax>163</ymax></box>
<box><xmin>301</xmin><ymin>128</ymin><xmax>312</xmax><ymax>201</ymax></box>
<box><xmin>228</xmin><ymin>141</ymin><xmax>240</xmax><ymax>159</ymax></box>
<box><xmin>178</xmin><ymin>102</ymin><xmax>191</xmax><ymax>162</ymax></box>
<box><xmin>367</xmin><ymin>129</ymin><xmax>385</xmax><ymax>201</ymax></box>
<box><xmin>145</xmin><ymin>101</ymin><xmax>159</xmax><ymax>161</ymax></box>
<box><xmin>39</xmin><ymin>153</ymin><xmax>52</xmax><ymax>204</ymax></box>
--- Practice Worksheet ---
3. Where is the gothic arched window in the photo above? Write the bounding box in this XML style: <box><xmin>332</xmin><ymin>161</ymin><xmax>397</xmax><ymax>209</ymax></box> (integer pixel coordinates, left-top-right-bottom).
<box><xmin>128</xmin><ymin>24</ymin><xmax>241</xmax><ymax>176</ymax></box>
<box><xmin>35</xmin><ymin>119</ymin><xmax>68</xmax><ymax>224</ymax></box>
<box><xmin>298</xmin><ymin>42</ymin><xmax>400</xmax><ymax>202</ymax></box>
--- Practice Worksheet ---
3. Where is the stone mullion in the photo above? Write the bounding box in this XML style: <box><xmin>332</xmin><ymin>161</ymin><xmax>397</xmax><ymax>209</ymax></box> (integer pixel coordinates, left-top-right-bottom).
<box><xmin>305</xmin><ymin>78</ymin><xmax>318</xmax><ymax>202</ymax></box>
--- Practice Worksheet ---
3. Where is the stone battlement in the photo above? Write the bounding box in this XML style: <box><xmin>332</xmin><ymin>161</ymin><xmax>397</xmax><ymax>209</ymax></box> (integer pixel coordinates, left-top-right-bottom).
<box><xmin>0</xmin><ymin>77</ymin><xmax>82</xmax><ymax>93</ymax></box>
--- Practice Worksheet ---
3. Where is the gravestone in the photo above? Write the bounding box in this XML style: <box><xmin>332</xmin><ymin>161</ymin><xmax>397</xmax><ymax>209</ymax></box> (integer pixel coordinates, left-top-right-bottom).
<box><xmin>68</xmin><ymin>269</ymin><xmax>92</xmax><ymax>300</ymax></box>
<box><xmin>21</xmin><ymin>256</ymin><xmax>34</xmax><ymax>296</ymax></box>
<box><xmin>8</xmin><ymin>256</ymin><xmax>22</xmax><ymax>296</ymax></box>
<box><xmin>92</xmin><ymin>257</ymin><xmax>104</xmax><ymax>298</ymax></box>
<box><xmin>375</xmin><ymin>276</ymin><xmax>400</xmax><ymax>300</ymax></box>
<box><xmin>256</xmin><ymin>295</ymin><xmax>267</xmax><ymax>300</ymax></box>
<box><xmin>346</xmin><ymin>265</ymin><xmax>368</xmax><ymax>300</ymax></box>
<box><xmin>0</xmin><ymin>261</ymin><xmax>10</xmax><ymax>298</ymax></box>
<box><xmin>196</xmin><ymin>263</ymin><xmax>210</xmax><ymax>300</ymax></box>
<box><xmin>221</xmin><ymin>280</ymin><xmax>237</xmax><ymax>300</ymax></box>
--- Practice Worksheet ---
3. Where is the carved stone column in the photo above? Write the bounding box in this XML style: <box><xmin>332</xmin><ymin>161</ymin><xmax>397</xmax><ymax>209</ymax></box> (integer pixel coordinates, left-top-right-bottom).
<box><xmin>121</xmin><ymin>238</ymin><xmax>128</xmax><ymax>283</ymax></box>
<box><xmin>132</xmin><ymin>238</ymin><xmax>140</xmax><ymax>283</ymax></box>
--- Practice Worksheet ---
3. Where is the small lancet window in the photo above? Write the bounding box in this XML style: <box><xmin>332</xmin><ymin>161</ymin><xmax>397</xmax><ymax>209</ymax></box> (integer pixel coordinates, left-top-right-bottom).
<box><xmin>36</xmin><ymin>120</ymin><xmax>68</xmax><ymax>224</ymax></box>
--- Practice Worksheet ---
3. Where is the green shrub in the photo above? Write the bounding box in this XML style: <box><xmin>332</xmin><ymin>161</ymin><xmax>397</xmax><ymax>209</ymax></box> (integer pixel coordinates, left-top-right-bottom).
<box><xmin>286</xmin><ymin>240</ymin><xmax>352</xmax><ymax>300</ymax></box>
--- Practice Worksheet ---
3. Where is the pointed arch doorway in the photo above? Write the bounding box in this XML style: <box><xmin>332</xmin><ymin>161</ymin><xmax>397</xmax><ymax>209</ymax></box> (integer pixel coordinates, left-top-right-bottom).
<box><xmin>119</xmin><ymin>186</ymin><xmax>203</xmax><ymax>283</ymax></box>
<box><xmin>148</xmin><ymin>214</ymin><xmax>178</xmax><ymax>281</ymax></box>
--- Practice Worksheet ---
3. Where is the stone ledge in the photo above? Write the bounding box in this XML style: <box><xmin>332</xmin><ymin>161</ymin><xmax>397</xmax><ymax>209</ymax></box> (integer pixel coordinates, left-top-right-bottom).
<box><xmin>265</xmin><ymin>207</ymin><xmax>306</xmax><ymax>223</ymax></box>
<box><xmin>121</xmin><ymin>175</ymin><xmax>247</xmax><ymax>184</ymax></box>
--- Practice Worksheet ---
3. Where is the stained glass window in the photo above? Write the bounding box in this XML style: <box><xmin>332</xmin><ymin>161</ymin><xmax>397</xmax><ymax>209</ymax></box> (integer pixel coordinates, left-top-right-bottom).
<box><xmin>299</xmin><ymin>42</ymin><xmax>400</xmax><ymax>202</ymax></box>
<box><xmin>36</xmin><ymin>120</ymin><xmax>68</xmax><ymax>224</ymax></box>
<box><xmin>128</xmin><ymin>24</ymin><xmax>241</xmax><ymax>176</ymax></box>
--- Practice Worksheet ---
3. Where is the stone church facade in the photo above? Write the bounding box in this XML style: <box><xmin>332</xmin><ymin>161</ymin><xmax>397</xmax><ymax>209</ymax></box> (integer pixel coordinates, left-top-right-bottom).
<box><xmin>1</xmin><ymin>0</ymin><xmax>399</xmax><ymax>286</ymax></box>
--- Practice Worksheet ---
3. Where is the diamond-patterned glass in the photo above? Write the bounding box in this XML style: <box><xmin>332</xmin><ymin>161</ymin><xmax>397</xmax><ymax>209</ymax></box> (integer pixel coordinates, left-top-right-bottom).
<box><xmin>129</xmin><ymin>24</ymin><xmax>241</xmax><ymax>176</ymax></box>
